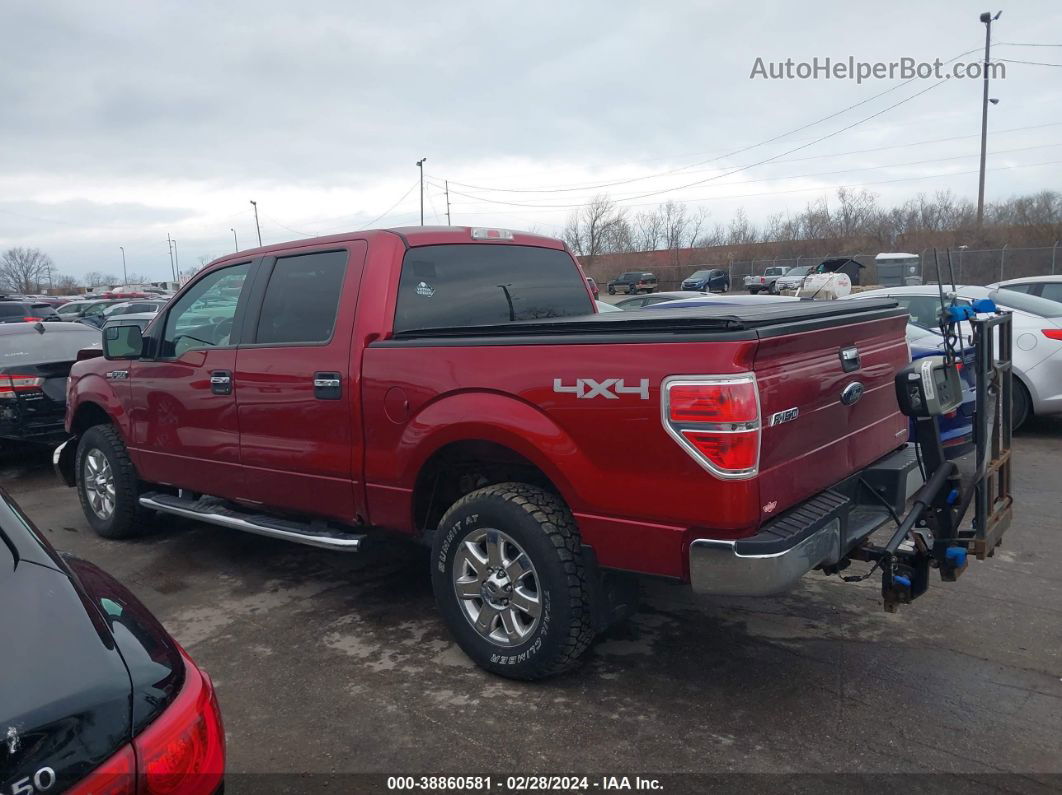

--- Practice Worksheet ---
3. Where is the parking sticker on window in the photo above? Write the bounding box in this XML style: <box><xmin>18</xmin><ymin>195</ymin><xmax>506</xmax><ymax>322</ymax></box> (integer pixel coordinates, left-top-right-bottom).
<box><xmin>415</xmin><ymin>281</ymin><xmax>435</xmax><ymax>297</ymax></box>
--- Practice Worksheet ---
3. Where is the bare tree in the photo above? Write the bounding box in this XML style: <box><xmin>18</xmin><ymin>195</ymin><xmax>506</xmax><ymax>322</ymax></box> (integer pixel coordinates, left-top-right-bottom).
<box><xmin>633</xmin><ymin>210</ymin><xmax>664</xmax><ymax>251</ymax></box>
<box><xmin>83</xmin><ymin>271</ymin><xmax>118</xmax><ymax>289</ymax></box>
<box><xmin>562</xmin><ymin>194</ymin><xmax>626</xmax><ymax>265</ymax></box>
<box><xmin>54</xmin><ymin>274</ymin><xmax>81</xmax><ymax>291</ymax></box>
<box><xmin>0</xmin><ymin>247</ymin><xmax>54</xmax><ymax>293</ymax></box>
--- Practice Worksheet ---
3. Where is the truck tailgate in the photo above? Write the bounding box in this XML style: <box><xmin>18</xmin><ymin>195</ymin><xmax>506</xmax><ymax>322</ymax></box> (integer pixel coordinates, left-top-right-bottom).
<box><xmin>754</xmin><ymin>314</ymin><xmax>909</xmax><ymax>521</ymax></box>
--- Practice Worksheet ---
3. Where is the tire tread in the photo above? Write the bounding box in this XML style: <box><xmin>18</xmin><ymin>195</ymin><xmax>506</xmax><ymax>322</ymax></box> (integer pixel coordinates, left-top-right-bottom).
<box><xmin>440</xmin><ymin>482</ymin><xmax>595</xmax><ymax>678</ymax></box>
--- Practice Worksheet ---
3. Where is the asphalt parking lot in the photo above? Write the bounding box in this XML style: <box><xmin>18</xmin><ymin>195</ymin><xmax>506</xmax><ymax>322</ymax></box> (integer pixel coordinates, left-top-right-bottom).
<box><xmin>4</xmin><ymin>421</ymin><xmax>1061</xmax><ymax>788</ymax></box>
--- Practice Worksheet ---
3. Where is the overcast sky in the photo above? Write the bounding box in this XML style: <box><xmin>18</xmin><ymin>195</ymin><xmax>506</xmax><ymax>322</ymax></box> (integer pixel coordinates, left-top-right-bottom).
<box><xmin>1</xmin><ymin>0</ymin><xmax>1060</xmax><ymax>283</ymax></box>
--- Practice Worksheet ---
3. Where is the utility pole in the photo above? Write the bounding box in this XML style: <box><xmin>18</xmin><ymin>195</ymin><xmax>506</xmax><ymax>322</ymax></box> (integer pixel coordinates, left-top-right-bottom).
<box><xmin>172</xmin><ymin>239</ymin><xmax>180</xmax><ymax>281</ymax></box>
<box><xmin>250</xmin><ymin>199</ymin><xmax>262</xmax><ymax>246</ymax></box>
<box><xmin>231</xmin><ymin>228</ymin><xmax>239</xmax><ymax>252</ymax></box>
<box><xmin>976</xmin><ymin>10</ymin><xmax>1002</xmax><ymax>227</ymax></box>
<box><xmin>445</xmin><ymin>179</ymin><xmax>452</xmax><ymax>226</ymax></box>
<box><xmin>119</xmin><ymin>246</ymin><xmax>127</xmax><ymax>286</ymax></box>
<box><xmin>166</xmin><ymin>234</ymin><xmax>176</xmax><ymax>282</ymax></box>
<box><xmin>416</xmin><ymin>158</ymin><xmax>427</xmax><ymax>225</ymax></box>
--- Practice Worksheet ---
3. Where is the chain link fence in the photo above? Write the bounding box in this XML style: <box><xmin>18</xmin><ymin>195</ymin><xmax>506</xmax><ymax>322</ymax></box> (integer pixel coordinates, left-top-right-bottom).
<box><xmin>592</xmin><ymin>246</ymin><xmax>1062</xmax><ymax>292</ymax></box>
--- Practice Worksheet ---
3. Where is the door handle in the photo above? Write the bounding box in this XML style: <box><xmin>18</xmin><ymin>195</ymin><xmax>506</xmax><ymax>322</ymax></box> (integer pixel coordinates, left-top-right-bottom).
<box><xmin>210</xmin><ymin>370</ymin><xmax>233</xmax><ymax>395</ymax></box>
<box><xmin>314</xmin><ymin>372</ymin><xmax>342</xmax><ymax>400</ymax></box>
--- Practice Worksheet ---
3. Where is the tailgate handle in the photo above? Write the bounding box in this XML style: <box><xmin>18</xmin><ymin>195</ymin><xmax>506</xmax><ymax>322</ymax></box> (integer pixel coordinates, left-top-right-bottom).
<box><xmin>314</xmin><ymin>372</ymin><xmax>342</xmax><ymax>400</ymax></box>
<box><xmin>210</xmin><ymin>370</ymin><xmax>232</xmax><ymax>395</ymax></box>
<box><xmin>839</xmin><ymin>346</ymin><xmax>860</xmax><ymax>373</ymax></box>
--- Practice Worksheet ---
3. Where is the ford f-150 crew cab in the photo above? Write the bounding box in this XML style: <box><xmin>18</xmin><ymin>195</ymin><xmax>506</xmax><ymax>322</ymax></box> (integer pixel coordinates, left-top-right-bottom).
<box><xmin>56</xmin><ymin>226</ymin><xmax>969</xmax><ymax>679</ymax></box>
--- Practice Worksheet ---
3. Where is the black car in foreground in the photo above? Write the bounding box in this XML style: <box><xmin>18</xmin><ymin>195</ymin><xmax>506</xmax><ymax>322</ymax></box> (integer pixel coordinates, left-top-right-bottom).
<box><xmin>0</xmin><ymin>322</ymin><xmax>101</xmax><ymax>444</ymax></box>
<box><xmin>0</xmin><ymin>488</ymin><xmax>224</xmax><ymax>794</ymax></box>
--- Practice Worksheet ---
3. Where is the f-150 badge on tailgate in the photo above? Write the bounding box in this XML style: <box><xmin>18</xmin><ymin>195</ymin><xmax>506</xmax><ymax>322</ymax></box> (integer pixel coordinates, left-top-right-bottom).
<box><xmin>553</xmin><ymin>378</ymin><xmax>650</xmax><ymax>399</ymax></box>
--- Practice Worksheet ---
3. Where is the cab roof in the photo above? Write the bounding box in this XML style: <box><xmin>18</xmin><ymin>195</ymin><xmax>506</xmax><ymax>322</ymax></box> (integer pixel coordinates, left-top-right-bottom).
<box><xmin>205</xmin><ymin>226</ymin><xmax>567</xmax><ymax>271</ymax></box>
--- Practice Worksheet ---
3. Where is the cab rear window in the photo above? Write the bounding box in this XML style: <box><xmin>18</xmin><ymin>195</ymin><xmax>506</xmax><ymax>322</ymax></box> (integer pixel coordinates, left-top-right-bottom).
<box><xmin>394</xmin><ymin>245</ymin><xmax>592</xmax><ymax>332</ymax></box>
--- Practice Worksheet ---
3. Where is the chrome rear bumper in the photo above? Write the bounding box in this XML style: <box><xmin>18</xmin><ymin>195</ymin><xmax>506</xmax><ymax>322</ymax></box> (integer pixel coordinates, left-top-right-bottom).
<box><xmin>689</xmin><ymin>446</ymin><xmax>922</xmax><ymax>596</ymax></box>
<box><xmin>690</xmin><ymin>519</ymin><xmax>841</xmax><ymax>596</ymax></box>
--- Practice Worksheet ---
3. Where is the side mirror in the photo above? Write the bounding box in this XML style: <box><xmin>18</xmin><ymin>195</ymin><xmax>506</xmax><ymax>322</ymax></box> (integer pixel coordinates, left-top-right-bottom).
<box><xmin>103</xmin><ymin>324</ymin><xmax>144</xmax><ymax>360</ymax></box>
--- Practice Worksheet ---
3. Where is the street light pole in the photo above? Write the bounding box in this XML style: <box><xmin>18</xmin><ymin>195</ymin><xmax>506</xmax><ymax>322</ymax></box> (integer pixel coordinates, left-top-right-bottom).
<box><xmin>416</xmin><ymin>158</ymin><xmax>427</xmax><ymax>225</ymax></box>
<box><xmin>976</xmin><ymin>11</ymin><xmax>1002</xmax><ymax>227</ymax></box>
<box><xmin>166</xmin><ymin>234</ymin><xmax>176</xmax><ymax>282</ymax></box>
<box><xmin>231</xmin><ymin>228</ymin><xmax>239</xmax><ymax>252</ymax></box>
<box><xmin>119</xmin><ymin>246</ymin><xmax>127</xmax><ymax>286</ymax></box>
<box><xmin>250</xmin><ymin>200</ymin><xmax>262</xmax><ymax>246</ymax></box>
<box><xmin>172</xmin><ymin>239</ymin><xmax>179</xmax><ymax>281</ymax></box>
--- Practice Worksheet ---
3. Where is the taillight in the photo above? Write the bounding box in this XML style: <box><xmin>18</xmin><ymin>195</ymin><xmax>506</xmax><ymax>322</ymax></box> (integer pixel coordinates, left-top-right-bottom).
<box><xmin>1042</xmin><ymin>329</ymin><xmax>1062</xmax><ymax>341</ymax></box>
<box><xmin>22</xmin><ymin>316</ymin><xmax>44</xmax><ymax>322</ymax></box>
<box><xmin>137</xmin><ymin>657</ymin><xmax>225</xmax><ymax>795</ymax></box>
<box><xmin>662</xmin><ymin>375</ymin><xmax>761</xmax><ymax>479</ymax></box>
<box><xmin>0</xmin><ymin>375</ymin><xmax>45</xmax><ymax>399</ymax></box>
<box><xmin>70</xmin><ymin>655</ymin><xmax>224</xmax><ymax>795</ymax></box>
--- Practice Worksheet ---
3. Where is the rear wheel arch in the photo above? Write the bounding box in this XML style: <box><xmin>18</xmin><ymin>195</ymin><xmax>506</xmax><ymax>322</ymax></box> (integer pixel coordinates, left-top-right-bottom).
<box><xmin>412</xmin><ymin>439</ymin><xmax>566</xmax><ymax>540</ymax></box>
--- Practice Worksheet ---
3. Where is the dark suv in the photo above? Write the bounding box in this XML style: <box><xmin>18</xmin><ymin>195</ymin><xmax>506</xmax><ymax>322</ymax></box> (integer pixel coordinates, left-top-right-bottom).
<box><xmin>607</xmin><ymin>271</ymin><xmax>657</xmax><ymax>295</ymax></box>
<box><xmin>681</xmin><ymin>267</ymin><xmax>729</xmax><ymax>293</ymax></box>
<box><xmin>0</xmin><ymin>301</ymin><xmax>62</xmax><ymax>323</ymax></box>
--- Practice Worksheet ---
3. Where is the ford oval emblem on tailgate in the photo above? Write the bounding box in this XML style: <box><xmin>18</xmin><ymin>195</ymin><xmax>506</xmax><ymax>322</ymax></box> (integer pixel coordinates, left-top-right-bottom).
<box><xmin>840</xmin><ymin>381</ymin><xmax>865</xmax><ymax>406</ymax></box>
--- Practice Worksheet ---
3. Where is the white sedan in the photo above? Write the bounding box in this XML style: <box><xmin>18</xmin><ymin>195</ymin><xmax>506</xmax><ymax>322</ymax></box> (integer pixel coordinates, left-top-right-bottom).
<box><xmin>841</xmin><ymin>285</ymin><xmax>1062</xmax><ymax>428</ymax></box>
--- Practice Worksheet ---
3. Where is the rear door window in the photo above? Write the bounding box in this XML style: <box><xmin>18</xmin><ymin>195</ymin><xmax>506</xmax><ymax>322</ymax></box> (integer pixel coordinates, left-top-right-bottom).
<box><xmin>1040</xmin><ymin>283</ymin><xmax>1062</xmax><ymax>303</ymax></box>
<box><xmin>254</xmin><ymin>250</ymin><xmax>348</xmax><ymax>345</ymax></box>
<box><xmin>394</xmin><ymin>245</ymin><xmax>592</xmax><ymax>332</ymax></box>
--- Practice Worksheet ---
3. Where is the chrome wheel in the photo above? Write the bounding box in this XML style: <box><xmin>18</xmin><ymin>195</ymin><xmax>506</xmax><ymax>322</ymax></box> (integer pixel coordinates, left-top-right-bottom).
<box><xmin>452</xmin><ymin>528</ymin><xmax>541</xmax><ymax>647</ymax></box>
<box><xmin>83</xmin><ymin>449</ymin><xmax>116</xmax><ymax>520</ymax></box>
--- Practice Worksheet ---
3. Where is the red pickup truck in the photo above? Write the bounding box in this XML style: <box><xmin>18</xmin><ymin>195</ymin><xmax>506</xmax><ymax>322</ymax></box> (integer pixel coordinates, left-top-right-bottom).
<box><xmin>57</xmin><ymin>226</ymin><xmax>919</xmax><ymax>679</ymax></box>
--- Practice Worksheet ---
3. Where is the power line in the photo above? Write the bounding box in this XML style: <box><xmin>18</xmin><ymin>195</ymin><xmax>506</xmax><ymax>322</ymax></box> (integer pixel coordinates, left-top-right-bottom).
<box><xmin>355</xmin><ymin>180</ymin><xmax>420</xmax><ymax>230</ymax></box>
<box><xmin>437</xmin><ymin>47</ymin><xmax>982</xmax><ymax>196</ymax></box>
<box><xmin>997</xmin><ymin>57</ymin><xmax>1062</xmax><ymax>67</ymax></box>
<box><xmin>437</xmin><ymin>77</ymin><xmax>954</xmax><ymax>211</ymax></box>
<box><xmin>997</xmin><ymin>41</ymin><xmax>1062</xmax><ymax>47</ymax></box>
<box><xmin>447</xmin><ymin>158</ymin><xmax>1062</xmax><ymax>216</ymax></box>
<box><xmin>437</xmin><ymin>121</ymin><xmax>1062</xmax><ymax>200</ymax></box>
<box><xmin>437</xmin><ymin>142</ymin><xmax>1062</xmax><ymax>210</ymax></box>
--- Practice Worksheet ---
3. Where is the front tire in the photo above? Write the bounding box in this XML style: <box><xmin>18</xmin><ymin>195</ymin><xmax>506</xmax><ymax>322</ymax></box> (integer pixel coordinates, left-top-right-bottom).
<box><xmin>431</xmin><ymin>483</ymin><xmax>595</xmax><ymax>680</ymax></box>
<box><xmin>1012</xmin><ymin>379</ymin><xmax>1031</xmax><ymax>430</ymax></box>
<box><xmin>76</xmin><ymin>424</ymin><xmax>149</xmax><ymax>539</ymax></box>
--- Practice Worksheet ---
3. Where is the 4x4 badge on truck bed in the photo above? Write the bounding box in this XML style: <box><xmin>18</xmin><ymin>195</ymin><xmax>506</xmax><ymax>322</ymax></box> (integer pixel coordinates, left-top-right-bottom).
<box><xmin>553</xmin><ymin>378</ymin><xmax>650</xmax><ymax>400</ymax></box>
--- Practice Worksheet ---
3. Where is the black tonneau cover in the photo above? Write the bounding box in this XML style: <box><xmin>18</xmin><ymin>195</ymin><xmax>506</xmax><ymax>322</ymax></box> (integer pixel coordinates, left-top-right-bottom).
<box><xmin>388</xmin><ymin>298</ymin><xmax>902</xmax><ymax>342</ymax></box>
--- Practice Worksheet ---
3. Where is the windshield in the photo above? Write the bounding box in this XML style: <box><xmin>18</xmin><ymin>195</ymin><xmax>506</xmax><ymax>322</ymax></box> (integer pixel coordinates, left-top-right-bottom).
<box><xmin>394</xmin><ymin>245</ymin><xmax>592</xmax><ymax>332</ymax></box>
<box><xmin>689</xmin><ymin>270</ymin><xmax>711</xmax><ymax>279</ymax></box>
<box><xmin>785</xmin><ymin>266</ymin><xmax>811</xmax><ymax>277</ymax></box>
<box><xmin>989</xmin><ymin>289</ymin><xmax>1062</xmax><ymax>318</ymax></box>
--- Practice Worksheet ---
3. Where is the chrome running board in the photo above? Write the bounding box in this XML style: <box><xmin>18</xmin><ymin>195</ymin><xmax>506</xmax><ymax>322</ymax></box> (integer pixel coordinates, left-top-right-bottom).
<box><xmin>139</xmin><ymin>493</ymin><xmax>364</xmax><ymax>551</ymax></box>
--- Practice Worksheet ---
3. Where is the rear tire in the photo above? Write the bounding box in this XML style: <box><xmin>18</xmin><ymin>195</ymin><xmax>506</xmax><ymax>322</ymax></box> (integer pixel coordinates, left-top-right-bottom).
<box><xmin>76</xmin><ymin>424</ymin><xmax>150</xmax><ymax>539</ymax></box>
<box><xmin>431</xmin><ymin>483</ymin><xmax>595</xmax><ymax>680</ymax></box>
<box><xmin>607</xmin><ymin>286</ymin><xmax>615</xmax><ymax>295</ymax></box>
